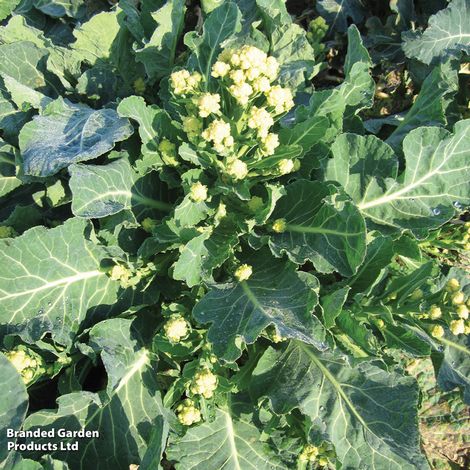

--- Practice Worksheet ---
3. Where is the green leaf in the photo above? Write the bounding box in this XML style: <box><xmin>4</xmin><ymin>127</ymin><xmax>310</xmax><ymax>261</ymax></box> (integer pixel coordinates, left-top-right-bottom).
<box><xmin>136</xmin><ymin>0</ymin><xmax>186</xmax><ymax>82</ymax></box>
<box><xmin>344</xmin><ymin>24</ymin><xmax>370</xmax><ymax>74</ymax></box>
<box><xmin>0</xmin><ymin>41</ymin><xmax>51</xmax><ymax>93</ymax></box>
<box><xmin>0</xmin><ymin>139</ymin><xmax>21</xmax><ymax>198</ymax></box>
<box><xmin>269</xmin><ymin>23</ymin><xmax>317</xmax><ymax>90</ymax></box>
<box><xmin>193</xmin><ymin>249</ymin><xmax>326</xmax><ymax>361</ymax></box>
<box><xmin>339</xmin><ymin>25</ymin><xmax>374</xmax><ymax>112</ymax></box>
<box><xmin>173</xmin><ymin>220</ymin><xmax>239</xmax><ymax>287</ymax></box>
<box><xmin>256</xmin><ymin>0</ymin><xmax>319</xmax><ymax>89</ymax></box>
<box><xmin>0</xmin><ymin>82</ymin><xmax>30</xmax><ymax>140</ymax></box>
<box><xmin>329</xmin><ymin>121</ymin><xmax>470</xmax><ymax>234</ymax></box>
<box><xmin>1</xmin><ymin>74</ymin><xmax>51</xmax><ymax>110</ymax></box>
<box><xmin>23</xmin><ymin>318</ymin><xmax>168</xmax><ymax>470</ymax></box>
<box><xmin>403</xmin><ymin>0</ymin><xmax>470</xmax><ymax>64</ymax></box>
<box><xmin>437</xmin><ymin>334</ymin><xmax>470</xmax><ymax>404</ymax></box>
<box><xmin>76</xmin><ymin>64</ymin><xmax>118</xmax><ymax>103</ymax></box>
<box><xmin>325</xmin><ymin>133</ymin><xmax>398</xmax><ymax>203</ymax></box>
<box><xmin>0</xmin><ymin>353</ymin><xmax>28</xmax><ymax>465</ymax></box>
<box><xmin>69</xmin><ymin>158</ymin><xmax>171</xmax><ymax>219</ymax></box>
<box><xmin>72</xmin><ymin>11</ymin><xmax>121</xmax><ymax>66</ymax></box>
<box><xmin>188</xmin><ymin>2</ymin><xmax>242</xmax><ymax>83</ymax></box>
<box><xmin>73</xmin><ymin>9</ymin><xmax>139</xmax><ymax>87</ymax></box>
<box><xmin>33</xmin><ymin>0</ymin><xmax>85</xmax><ymax>18</ymax></box>
<box><xmin>269</xmin><ymin>180</ymin><xmax>366</xmax><ymax>276</ymax></box>
<box><xmin>336</xmin><ymin>309</ymin><xmax>379</xmax><ymax>354</ymax></box>
<box><xmin>173</xmin><ymin>194</ymin><xmax>211</xmax><ymax>228</ymax></box>
<box><xmin>304</xmin><ymin>88</ymin><xmax>347</xmax><ymax>142</ymax></box>
<box><xmin>320</xmin><ymin>286</ymin><xmax>350</xmax><ymax>329</ymax></box>
<box><xmin>19</xmin><ymin>98</ymin><xmax>133</xmax><ymax>177</ymax></box>
<box><xmin>382</xmin><ymin>324</ymin><xmax>431</xmax><ymax>357</ymax></box>
<box><xmin>0</xmin><ymin>16</ymin><xmax>81</xmax><ymax>90</ymax></box>
<box><xmin>317</xmin><ymin>0</ymin><xmax>366</xmax><ymax>32</ymax></box>
<box><xmin>382</xmin><ymin>262</ymin><xmax>434</xmax><ymax>305</ymax></box>
<box><xmin>167</xmin><ymin>395</ymin><xmax>285</xmax><ymax>470</ymax></box>
<box><xmin>278</xmin><ymin>116</ymin><xmax>329</xmax><ymax>152</ymax></box>
<box><xmin>347</xmin><ymin>236</ymin><xmax>394</xmax><ymax>294</ymax></box>
<box><xmin>251</xmin><ymin>342</ymin><xmax>429</xmax><ymax>469</ymax></box>
<box><xmin>0</xmin><ymin>218</ymin><xmax>122</xmax><ymax>347</ymax></box>
<box><xmin>0</xmin><ymin>0</ymin><xmax>20</xmax><ymax>21</ymax></box>
<box><xmin>255</xmin><ymin>0</ymin><xmax>291</xmax><ymax>24</ymax></box>
<box><xmin>118</xmin><ymin>96</ymin><xmax>176</xmax><ymax>172</ymax></box>
<box><xmin>386</xmin><ymin>61</ymin><xmax>458</xmax><ymax>151</ymax></box>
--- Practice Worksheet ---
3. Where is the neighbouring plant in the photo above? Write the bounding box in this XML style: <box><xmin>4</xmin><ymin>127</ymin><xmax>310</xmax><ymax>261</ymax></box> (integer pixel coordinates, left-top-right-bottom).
<box><xmin>0</xmin><ymin>1</ymin><xmax>469</xmax><ymax>470</ymax></box>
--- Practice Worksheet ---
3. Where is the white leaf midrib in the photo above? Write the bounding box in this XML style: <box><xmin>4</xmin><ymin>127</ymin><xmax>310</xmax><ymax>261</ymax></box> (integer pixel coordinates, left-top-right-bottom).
<box><xmin>0</xmin><ymin>270</ymin><xmax>104</xmax><ymax>301</ymax></box>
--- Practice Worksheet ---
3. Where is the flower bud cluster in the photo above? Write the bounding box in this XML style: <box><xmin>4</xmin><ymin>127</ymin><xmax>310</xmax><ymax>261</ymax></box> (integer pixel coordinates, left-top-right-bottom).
<box><xmin>168</xmin><ymin>45</ymin><xmax>297</xmax><ymax>182</ymax></box>
<box><xmin>176</xmin><ymin>399</ymin><xmax>201</xmax><ymax>426</ymax></box>
<box><xmin>190</xmin><ymin>368</ymin><xmax>218</xmax><ymax>398</ymax></box>
<box><xmin>163</xmin><ymin>314</ymin><xmax>190</xmax><ymax>343</ymax></box>
<box><xmin>158</xmin><ymin>139</ymin><xmax>178</xmax><ymax>166</ymax></box>
<box><xmin>5</xmin><ymin>346</ymin><xmax>46</xmax><ymax>385</ymax></box>
<box><xmin>428</xmin><ymin>278</ymin><xmax>470</xmax><ymax>338</ymax></box>
<box><xmin>0</xmin><ymin>225</ymin><xmax>16</xmax><ymax>239</ymax></box>
<box><xmin>299</xmin><ymin>442</ymin><xmax>334</xmax><ymax>466</ymax></box>
<box><xmin>234</xmin><ymin>264</ymin><xmax>252</xmax><ymax>282</ymax></box>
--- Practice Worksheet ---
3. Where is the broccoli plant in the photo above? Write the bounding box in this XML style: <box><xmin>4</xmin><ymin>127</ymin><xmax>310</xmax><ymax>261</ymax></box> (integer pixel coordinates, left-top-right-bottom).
<box><xmin>0</xmin><ymin>1</ymin><xmax>469</xmax><ymax>469</ymax></box>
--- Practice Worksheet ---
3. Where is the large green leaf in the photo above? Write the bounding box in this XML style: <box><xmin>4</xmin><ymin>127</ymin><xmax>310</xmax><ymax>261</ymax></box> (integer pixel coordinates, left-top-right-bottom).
<box><xmin>403</xmin><ymin>0</ymin><xmax>470</xmax><ymax>64</ymax></box>
<box><xmin>167</xmin><ymin>395</ymin><xmax>285</xmax><ymax>470</ymax></box>
<box><xmin>72</xmin><ymin>11</ymin><xmax>121</xmax><ymax>66</ymax></box>
<box><xmin>268</xmin><ymin>21</ymin><xmax>318</xmax><ymax>90</ymax></box>
<box><xmin>23</xmin><ymin>318</ymin><xmax>169</xmax><ymax>470</ymax></box>
<box><xmin>278</xmin><ymin>116</ymin><xmax>329</xmax><ymax>152</ymax></box>
<box><xmin>1</xmin><ymin>74</ymin><xmax>51</xmax><ymax>110</ymax></box>
<box><xmin>0</xmin><ymin>353</ymin><xmax>29</xmax><ymax>465</ymax></box>
<box><xmin>19</xmin><ymin>98</ymin><xmax>133</xmax><ymax>177</ymax></box>
<box><xmin>173</xmin><ymin>220</ymin><xmax>239</xmax><ymax>287</ymax></box>
<box><xmin>0</xmin><ymin>0</ymin><xmax>20</xmax><ymax>21</ymax></box>
<box><xmin>0</xmin><ymin>82</ymin><xmax>30</xmax><ymax>140</ymax></box>
<box><xmin>347</xmin><ymin>236</ymin><xmax>394</xmax><ymax>294</ymax></box>
<box><xmin>0</xmin><ymin>139</ymin><xmax>21</xmax><ymax>198</ymax></box>
<box><xmin>188</xmin><ymin>2</ymin><xmax>242</xmax><ymax>83</ymax></box>
<box><xmin>69</xmin><ymin>158</ymin><xmax>172</xmax><ymax>219</ymax></box>
<box><xmin>317</xmin><ymin>0</ymin><xmax>366</xmax><ymax>32</ymax></box>
<box><xmin>381</xmin><ymin>323</ymin><xmax>431</xmax><ymax>357</ymax></box>
<box><xmin>135</xmin><ymin>0</ymin><xmax>186</xmax><ymax>82</ymax></box>
<box><xmin>34</xmin><ymin>0</ymin><xmax>85</xmax><ymax>18</ymax></box>
<box><xmin>193</xmin><ymin>249</ymin><xmax>326</xmax><ymax>361</ymax></box>
<box><xmin>0</xmin><ymin>16</ymin><xmax>81</xmax><ymax>90</ymax></box>
<box><xmin>173</xmin><ymin>194</ymin><xmax>212</xmax><ymax>228</ymax></box>
<box><xmin>320</xmin><ymin>286</ymin><xmax>350</xmax><ymax>329</ymax></box>
<box><xmin>437</xmin><ymin>333</ymin><xmax>470</xmax><ymax>404</ymax></box>
<box><xmin>0</xmin><ymin>41</ymin><xmax>51</xmax><ymax>93</ymax></box>
<box><xmin>3</xmin><ymin>454</ymin><xmax>70</xmax><ymax>470</ymax></box>
<box><xmin>328</xmin><ymin>121</ymin><xmax>470</xmax><ymax>234</ymax></box>
<box><xmin>251</xmin><ymin>342</ymin><xmax>429</xmax><ymax>470</ymax></box>
<box><xmin>0</xmin><ymin>218</ymin><xmax>123</xmax><ymax>347</ymax></box>
<box><xmin>339</xmin><ymin>25</ymin><xmax>374</xmax><ymax>113</ymax></box>
<box><xmin>72</xmin><ymin>9</ymin><xmax>138</xmax><ymax>86</ymax></box>
<box><xmin>118</xmin><ymin>96</ymin><xmax>177</xmax><ymax>173</ymax></box>
<box><xmin>325</xmin><ymin>133</ymin><xmax>398</xmax><ymax>203</ymax></box>
<box><xmin>268</xmin><ymin>180</ymin><xmax>366</xmax><ymax>276</ymax></box>
<box><xmin>386</xmin><ymin>61</ymin><xmax>458</xmax><ymax>151</ymax></box>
